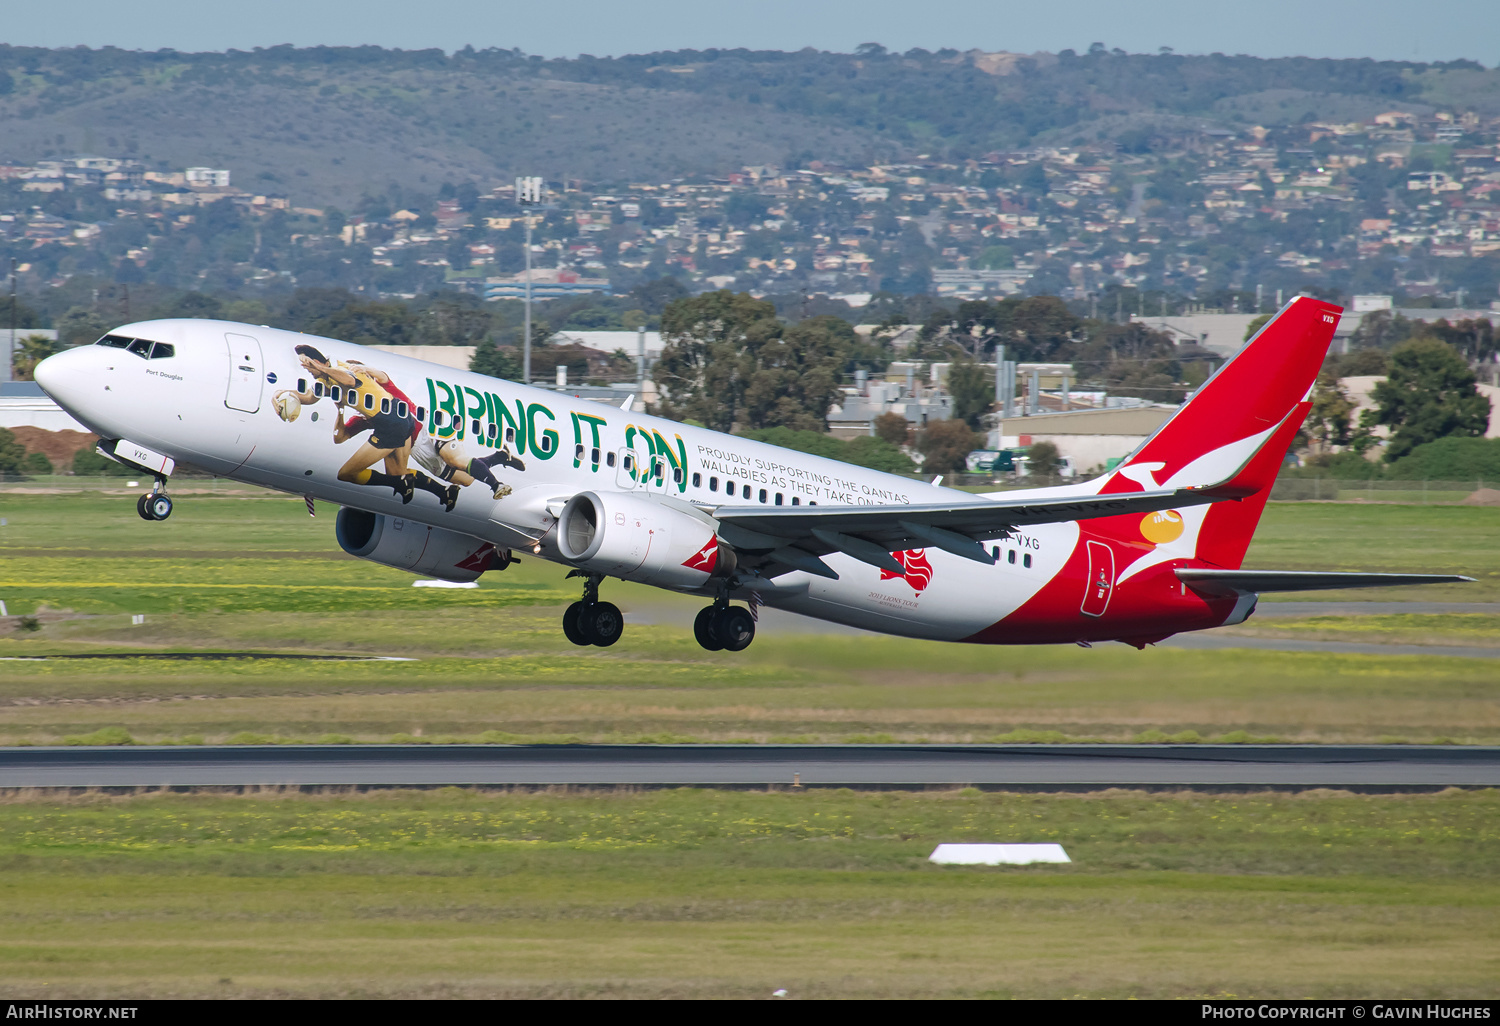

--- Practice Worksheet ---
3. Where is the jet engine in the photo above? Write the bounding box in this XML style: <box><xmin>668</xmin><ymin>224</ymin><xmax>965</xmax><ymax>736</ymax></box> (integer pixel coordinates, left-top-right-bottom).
<box><xmin>556</xmin><ymin>490</ymin><xmax>733</xmax><ymax>589</ymax></box>
<box><xmin>335</xmin><ymin>507</ymin><xmax>511</xmax><ymax>583</ymax></box>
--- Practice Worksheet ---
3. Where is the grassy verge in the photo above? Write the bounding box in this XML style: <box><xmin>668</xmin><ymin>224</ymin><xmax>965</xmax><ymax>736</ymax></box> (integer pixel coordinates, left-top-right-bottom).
<box><xmin>0</xmin><ymin>494</ymin><xmax>1497</xmax><ymax>746</ymax></box>
<box><xmin>2</xmin><ymin>613</ymin><xmax>1498</xmax><ymax>745</ymax></box>
<box><xmin>0</xmin><ymin>787</ymin><xmax>1495</xmax><ymax>998</ymax></box>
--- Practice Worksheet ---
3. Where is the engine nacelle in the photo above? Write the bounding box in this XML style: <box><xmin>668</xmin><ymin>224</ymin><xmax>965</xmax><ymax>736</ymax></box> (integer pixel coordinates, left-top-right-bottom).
<box><xmin>557</xmin><ymin>490</ymin><xmax>731</xmax><ymax>589</ymax></box>
<box><xmin>335</xmin><ymin>507</ymin><xmax>510</xmax><ymax>583</ymax></box>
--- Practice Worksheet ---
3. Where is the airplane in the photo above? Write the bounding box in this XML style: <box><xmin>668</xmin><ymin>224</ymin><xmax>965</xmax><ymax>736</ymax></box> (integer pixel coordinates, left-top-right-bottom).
<box><xmin>32</xmin><ymin>295</ymin><xmax>1470</xmax><ymax>652</ymax></box>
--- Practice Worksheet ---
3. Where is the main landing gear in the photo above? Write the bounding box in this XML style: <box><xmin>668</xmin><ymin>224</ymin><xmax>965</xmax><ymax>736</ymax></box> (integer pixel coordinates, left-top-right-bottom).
<box><xmin>562</xmin><ymin>572</ymin><xmax>624</xmax><ymax>648</ymax></box>
<box><xmin>136</xmin><ymin>476</ymin><xmax>174</xmax><ymax>522</ymax></box>
<box><xmin>693</xmin><ymin>599</ymin><xmax>755</xmax><ymax>652</ymax></box>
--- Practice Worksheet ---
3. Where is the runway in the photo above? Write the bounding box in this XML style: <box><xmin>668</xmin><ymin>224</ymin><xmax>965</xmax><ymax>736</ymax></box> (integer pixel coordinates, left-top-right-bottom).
<box><xmin>2</xmin><ymin>744</ymin><xmax>1497</xmax><ymax>791</ymax></box>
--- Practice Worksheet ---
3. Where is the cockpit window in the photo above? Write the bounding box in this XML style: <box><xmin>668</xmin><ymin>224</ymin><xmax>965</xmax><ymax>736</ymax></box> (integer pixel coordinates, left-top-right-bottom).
<box><xmin>148</xmin><ymin>342</ymin><xmax>175</xmax><ymax>360</ymax></box>
<box><xmin>126</xmin><ymin>339</ymin><xmax>153</xmax><ymax>358</ymax></box>
<box><xmin>96</xmin><ymin>335</ymin><xmax>133</xmax><ymax>349</ymax></box>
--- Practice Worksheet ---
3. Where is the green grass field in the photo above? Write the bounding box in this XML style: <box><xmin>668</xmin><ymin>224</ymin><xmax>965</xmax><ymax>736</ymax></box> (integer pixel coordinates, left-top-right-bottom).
<box><xmin>0</xmin><ymin>787</ymin><xmax>1495</xmax><ymax>998</ymax></box>
<box><xmin>1</xmin><ymin>491</ymin><xmax>1497</xmax><ymax>998</ymax></box>
<box><xmin>0</xmin><ymin>492</ymin><xmax>1498</xmax><ymax>745</ymax></box>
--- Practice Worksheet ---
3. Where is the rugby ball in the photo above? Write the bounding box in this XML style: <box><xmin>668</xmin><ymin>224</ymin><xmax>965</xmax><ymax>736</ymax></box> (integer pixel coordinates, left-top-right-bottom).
<box><xmin>275</xmin><ymin>391</ymin><xmax>301</xmax><ymax>423</ymax></box>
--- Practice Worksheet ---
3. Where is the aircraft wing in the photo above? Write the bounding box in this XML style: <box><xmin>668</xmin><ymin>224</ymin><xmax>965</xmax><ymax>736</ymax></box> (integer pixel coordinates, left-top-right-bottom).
<box><xmin>1176</xmin><ymin>569</ymin><xmax>1474</xmax><ymax>593</ymax></box>
<box><xmin>711</xmin><ymin>486</ymin><xmax>1229</xmax><ymax>579</ymax></box>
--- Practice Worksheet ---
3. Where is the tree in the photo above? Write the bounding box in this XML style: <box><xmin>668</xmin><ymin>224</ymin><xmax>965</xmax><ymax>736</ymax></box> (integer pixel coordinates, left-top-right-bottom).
<box><xmin>71</xmin><ymin>448</ymin><xmax>130</xmax><ymax>477</ymax></box>
<box><xmin>740</xmin><ymin>316</ymin><xmax>854</xmax><ymax>432</ymax></box>
<box><xmin>1305</xmin><ymin>373</ymin><xmax>1355</xmax><ymax>455</ymax></box>
<box><xmin>0</xmin><ymin>296</ymin><xmax>39</xmax><ymax>329</ymax></box>
<box><xmin>0</xmin><ymin>427</ymin><xmax>26</xmax><ymax>477</ymax></box>
<box><xmin>655</xmin><ymin>292</ymin><xmax>851</xmax><ymax>433</ymax></box>
<box><xmin>310</xmin><ymin>300</ymin><xmax>418</xmax><ymax>347</ymax></box>
<box><xmin>844</xmin><ymin>436</ymin><xmax>916</xmax><ymax>473</ymax></box>
<box><xmin>469</xmin><ymin>341</ymin><xmax>522</xmax><ymax>381</ymax></box>
<box><xmin>55</xmin><ymin>307</ymin><xmax>109</xmax><ymax>348</ymax></box>
<box><xmin>916</xmin><ymin>419</ymin><xmax>981</xmax><ymax>476</ymax></box>
<box><xmin>947</xmin><ymin>358</ymin><xmax>993</xmax><ymax>429</ymax></box>
<box><xmin>1243</xmin><ymin>313</ymin><xmax>1271</xmax><ymax>341</ymax></box>
<box><xmin>1026</xmin><ymin>440</ymin><xmax>1062</xmax><ymax>476</ymax></box>
<box><xmin>629</xmin><ymin>276</ymin><xmax>690</xmax><ymax>315</ymax></box>
<box><xmin>873</xmin><ymin>411</ymin><xmax>910</xmax><ymax>447</ymax></box>
<box><xmin>1368</xmin><ymin>337</ymin><xmax>1491</xmax><ymax>462</ymax></box>
<box><xmin>11</xmin><ymin>334</ymin><xmax>62</xmax><ymax>381</ymax></box>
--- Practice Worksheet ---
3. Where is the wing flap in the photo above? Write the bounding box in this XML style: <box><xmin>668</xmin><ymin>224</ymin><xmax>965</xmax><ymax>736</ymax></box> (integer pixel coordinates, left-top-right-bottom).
<box><xmin>715</xmin><ymin>485</ymin><xmax>1227</xmax><ymax>554</ymax></box>
<box><xmin>1177</xmin><ymin>569</ymin><xmax>1474</xmax><ymax>594</ymax></box>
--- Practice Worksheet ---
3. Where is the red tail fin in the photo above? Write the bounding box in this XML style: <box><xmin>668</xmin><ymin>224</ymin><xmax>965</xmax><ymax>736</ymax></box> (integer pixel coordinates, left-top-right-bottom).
<box><xmin>1098</xmin><ymin>296</ymin><xmax>1341</xmax><ymax>568</ymax></box>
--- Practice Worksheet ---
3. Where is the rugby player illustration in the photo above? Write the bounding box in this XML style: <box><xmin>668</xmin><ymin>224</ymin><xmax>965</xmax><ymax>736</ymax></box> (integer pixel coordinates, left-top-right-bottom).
<box><xmin>274</xmin><ymin>344</ymin><xmax>524</xmax><ymax>512</ymax></box>
<box><xmin>343</xmin><ymin>413</ymin><xmax>525</xmax><ymax>509</ymax></box>
<box><xmin>278</xmin><ymin>345</ymin><xmax>417</xmax><ymax>503</ymax></box>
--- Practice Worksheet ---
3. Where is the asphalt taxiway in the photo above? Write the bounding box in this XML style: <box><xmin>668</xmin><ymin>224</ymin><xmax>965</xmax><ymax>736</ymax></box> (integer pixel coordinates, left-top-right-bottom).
<box><xmin>2</xmin><ymin>744</ymin><xmax>1496</xmax><ymax>791</ymax></box>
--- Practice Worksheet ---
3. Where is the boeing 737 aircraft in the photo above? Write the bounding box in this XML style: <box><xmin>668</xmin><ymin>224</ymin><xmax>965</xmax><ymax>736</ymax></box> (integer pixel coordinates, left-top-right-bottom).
<box><xmin>33</xmin><ymin>296</ymin><xmax>1469</xmax><ymax>652</ymax></box>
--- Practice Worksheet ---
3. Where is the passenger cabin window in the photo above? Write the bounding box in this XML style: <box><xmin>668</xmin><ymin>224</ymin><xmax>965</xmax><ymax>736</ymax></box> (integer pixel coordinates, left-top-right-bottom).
<box><xmin>363</xmin><ymin>393</ymin><xmax>375</xmax><ymax>410</ymax></box>
<box><xmin>298</xmin><ymin>378</ymin><xmax>308</xmax><ymax>393</ymax></box>
<box><xmin>623</xmin><ymin>455</ymin><xmax>633</xmax><ymax>472</ymax></box>
<box><xmin>471</xmin><ymin>418</ymin><xmax>481</xmax><ymax>436</ymax></box>
<box><xmin>488</xmin><ymin>423</ymin><xmax>497</xmax><ymax>440</ymax></box>
<box><xmin>709</xmin><ymin>477</ymin><xmax>718</xmax><ymax>492</ymax></box>
<box><xmin>758</xmin><ymin>488</ymin><xmax>768</xmax><ymax>503</ymax></box>
<box><xmin>505</xmin><ymin>427</ymin><xmax>515</xmax><ymax>443</ymax></box>
<box><xmin>726</xmin><ymin>481</ymin><xmax>736</xmax><ymax>497</ymax></box>
<box><xmin>397</xmin><ymin>401</ymin><xmax>409</xmax><ymax>419</ymax></box>
<box><xmin>591</xmin><ymin>447</ymin><xmax>600</xmax><ymax>465</ymax></box>
<box><xmin>1008</xmin><ymin>550</ymin><xmax>1016</xmax><ymax>564</ymax></box>
<box><xmin>314</xmin><ymin>382</ymin><xmax>325</xmax><ymax>398</ymax></box>
<box><xmin>1023</xmin><ymin>553</ymin><xmax>1032</xmax><ymax>568</ymax></box>
<box><xmin>148</xmin><ymin>343</ymin><xmax>175</xmax><ymax>360</ymax></box>
<box><xmin>992</xmin><ymin>546</ymin><xmax>1000</xmax><ymax>562</ymax></box>
<box><xmin>575</xmin><ymin>443</ymin><xmax>586</xmax><ymax>462</ymax></box>
<box><xmin>606</xmin><ymin>452</ymin><xmax>616</xmax><ymax>468</ymax></box>
<box><xmin>775</xmin><ymin>493</ymin><xmax>783</xmax><ymax>505</ymax></box>
<box><xmin>791</xmin><ymin>497</ymin><xmax>800</xmax><ymax>505</ymax></box>
<box><xmin>540</xmin><ymin>435</ymin><xmax>552</xmax><ymax>453</ymax></box>
<box><xmin>126</xmin><ymin>338</ymin><xmax>152</xmax><ymax>358</ymax></box>
<box><xmin>381</xmin><ymin>398</ymin><xmax>391</xmax><ymax>415</ymax></box>
<box><xmin>691</xmin><ymin>472</ymin><xmax>701</xmax><ymax>488</ymax></box>
<box><xmin>416</xmin><ymin>407</ymin><xmax>425</xmax><ymax>422</ymax></box>
<box><xmin>329</xmin><ymin>386</ymin><xmax>342</xmax><ymax>403</ymax></box>
<box><xmin>673</xmin><ymin>467</ymin><xmax>684</xmax><ymax>484</ymax></box>
<box><xmin>432</xmin><ymin>410</ymin><xmax>445</xmax><ymax>427</ymax></box>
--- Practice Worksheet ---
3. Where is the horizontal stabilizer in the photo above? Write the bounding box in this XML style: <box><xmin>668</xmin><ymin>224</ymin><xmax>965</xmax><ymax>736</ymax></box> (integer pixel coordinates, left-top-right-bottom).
<box><xmin>1177</xmin><ymin>569</ymin><xmax>1474</xmax><ymax>594</ymax></box>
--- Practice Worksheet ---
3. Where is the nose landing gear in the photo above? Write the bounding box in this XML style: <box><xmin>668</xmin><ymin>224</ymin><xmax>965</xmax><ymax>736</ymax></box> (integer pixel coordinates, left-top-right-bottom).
<box><xmin>136</xmin><ymin>476</ymin><xmax>174</xmax><ymax>521</ymax></box>
<box><xmin>562</xmin><ymin>571</ymin><xmax>623</xmax><ymax>647</ymax></box>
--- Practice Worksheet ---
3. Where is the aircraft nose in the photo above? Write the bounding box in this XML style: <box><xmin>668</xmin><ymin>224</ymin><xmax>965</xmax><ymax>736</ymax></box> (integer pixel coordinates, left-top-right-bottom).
<box><xmin>33</xmin><ymin>346</ymin><xmax>97</xmax><ymax>411</ymax></box>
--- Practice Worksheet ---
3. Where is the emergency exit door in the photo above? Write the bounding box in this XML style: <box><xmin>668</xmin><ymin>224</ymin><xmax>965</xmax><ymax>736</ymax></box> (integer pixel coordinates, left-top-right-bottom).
<box><xmin>224</xmin><ymin>333</ymin><xmax>264</xmax><ymax>413</ymax></box>
<box><xmin>1080</xmin><ymin>540</ymin><xmax>1115</xmax><ymax>618</ymax></box>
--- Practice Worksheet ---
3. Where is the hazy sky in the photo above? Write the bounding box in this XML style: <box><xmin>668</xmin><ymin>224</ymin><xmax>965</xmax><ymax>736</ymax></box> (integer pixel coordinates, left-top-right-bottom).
<box><xmin>6</xmin><ymin>0</ymin><xmax>1497</xmax><ymax>64</ymax></box>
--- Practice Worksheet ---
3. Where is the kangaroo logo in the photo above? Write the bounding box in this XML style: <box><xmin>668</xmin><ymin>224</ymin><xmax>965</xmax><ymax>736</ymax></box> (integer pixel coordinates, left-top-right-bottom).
<box><xmin>880</xmin><ymin>549</ymin><xmax>934</xmax><ymax>593</ymax></box>
<box><xmin>681</xmin><ymin>535</ymin><xmax>719</xmax><ymax>574</ymax></box>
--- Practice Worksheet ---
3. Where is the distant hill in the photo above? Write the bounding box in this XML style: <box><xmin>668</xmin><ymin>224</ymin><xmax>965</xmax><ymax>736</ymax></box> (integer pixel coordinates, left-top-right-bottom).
<box><xmin>1</xmin><ymin>44</ymin><xmax>1497</xmax><ymax>204</ymax></box>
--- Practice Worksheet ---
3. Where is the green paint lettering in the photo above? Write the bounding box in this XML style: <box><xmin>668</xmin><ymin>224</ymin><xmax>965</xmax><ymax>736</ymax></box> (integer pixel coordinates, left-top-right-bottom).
<box><xmin>527</xmin><ymin>402</ymin><xmax>558</xmax><ymax>460</ymax></box>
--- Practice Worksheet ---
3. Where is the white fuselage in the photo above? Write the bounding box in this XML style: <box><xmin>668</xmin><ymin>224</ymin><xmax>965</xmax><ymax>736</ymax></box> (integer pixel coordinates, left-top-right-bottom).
<box><xmin>37</xmin><ymin>318</ymin><xmax>1088</xmax><ymax>641</ymax></box>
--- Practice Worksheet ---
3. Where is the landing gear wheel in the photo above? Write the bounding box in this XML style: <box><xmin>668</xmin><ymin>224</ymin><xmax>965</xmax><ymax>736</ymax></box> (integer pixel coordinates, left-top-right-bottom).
<box><xmin>147</xmin><ymin>494</ymin><xmax>173</xmax><ymax>521</ymax></box>
<box><xmin>136</xmin><ymin>493</ymin><xmax>156</xmax><ymax>521</ymax></box>
<box><xmin>717</xmin><ymin>606</ymin><xmax>756</xmax><ymax>652</ymax></box>
<box><xmin>562</xmin><ymin>602</ymin><xmax>590</xmax><ymax>646</ymax></box>
<box><xmin>694</xmin><ymin>606</ymin><xmax>724</xmax><ymax>651</ymax></box>
<box><xmin>581</xmin><ymin>601</ymin><xmax>623</xmax><ymax>648</ymax></box>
